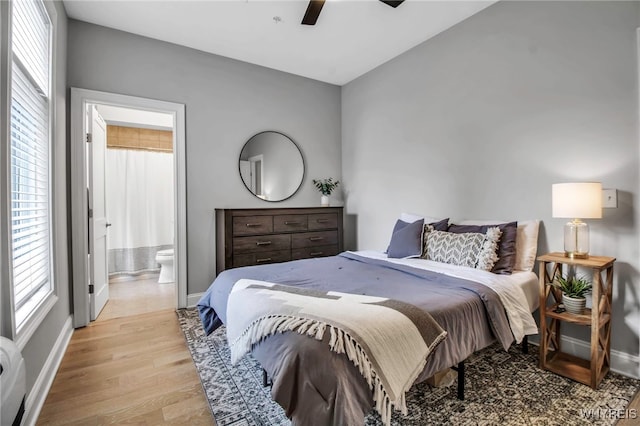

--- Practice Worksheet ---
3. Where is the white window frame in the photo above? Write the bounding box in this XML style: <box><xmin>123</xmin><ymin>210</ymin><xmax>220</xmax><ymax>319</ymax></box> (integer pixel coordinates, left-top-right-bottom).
<box><xmin>3</xmin><ymin>0</ymin><xmax>58</xmax><ymax>350</ymax></box>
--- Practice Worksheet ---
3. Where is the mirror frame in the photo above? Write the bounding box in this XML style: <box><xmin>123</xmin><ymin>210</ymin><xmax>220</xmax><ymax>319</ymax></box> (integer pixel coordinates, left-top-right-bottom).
<box><xmin>238</xmin><ymin>131</ymin><xmax>305</xmax><ymax>202</ymax></box>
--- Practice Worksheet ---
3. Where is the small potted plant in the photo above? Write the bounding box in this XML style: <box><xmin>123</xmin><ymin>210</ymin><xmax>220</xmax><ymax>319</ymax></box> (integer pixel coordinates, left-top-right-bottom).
<box><xmin>312</xmin><ymin>178</ymin><xmax>340</xmax><ymax>207</ymax></box>
<box><xmin>551</xmin><ymin>275</ymin><xmax>592</xmax><ymax>315</ymax></box>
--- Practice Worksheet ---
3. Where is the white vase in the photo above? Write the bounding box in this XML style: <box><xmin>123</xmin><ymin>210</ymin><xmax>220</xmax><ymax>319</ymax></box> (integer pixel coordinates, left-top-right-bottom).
<box><xmin>562</xmin><ymin>294</ymin><xmax>586</xmax><ymax>315</ymax></box>
<box><xmin>320</xmin><ymin>195</ymin><xmax>329</xmax><ymax>207</ymax></box>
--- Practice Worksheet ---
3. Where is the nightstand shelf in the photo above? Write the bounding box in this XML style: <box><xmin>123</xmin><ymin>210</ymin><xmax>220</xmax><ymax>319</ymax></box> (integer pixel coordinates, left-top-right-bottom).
<box><xmin>542</xmin><ymin>351</ymin><xmax>609</xmax><ymax>387</ymax></box>
<box><xmin>537</xmin><ymin>252</ymin><xmax>615</xmax><ymax>390</ymax></box>
<box><xmin>544</xmin><ymin>305</ymin><xmax>611</xmax><ymax>326</ymax></box>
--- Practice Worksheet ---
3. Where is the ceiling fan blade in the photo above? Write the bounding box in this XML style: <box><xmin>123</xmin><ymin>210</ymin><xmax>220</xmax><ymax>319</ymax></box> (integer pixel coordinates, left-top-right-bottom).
<box><xmin>379</xmin><ymin>0</ymin><xmax>405</xmax><ymax>8</ymax></box>
<box><xmin>302</xmin><ymin>0</ymin><xmax>325</xmax><ymax>25</ymax></box>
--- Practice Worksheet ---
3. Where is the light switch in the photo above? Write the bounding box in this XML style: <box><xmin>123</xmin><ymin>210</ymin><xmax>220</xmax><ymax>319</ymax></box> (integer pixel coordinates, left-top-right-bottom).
<box><xmin>602</xmin><ymin>189</ymin><xmax>617</xmax><ymax>208</ymax></box>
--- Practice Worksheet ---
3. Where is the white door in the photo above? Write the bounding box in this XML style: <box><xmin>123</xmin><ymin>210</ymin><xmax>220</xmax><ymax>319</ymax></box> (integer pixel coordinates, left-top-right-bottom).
<box><xmin>88</xmin><ymin>105</ymin><xmax>110</xmax><ymax>320</ymax></box>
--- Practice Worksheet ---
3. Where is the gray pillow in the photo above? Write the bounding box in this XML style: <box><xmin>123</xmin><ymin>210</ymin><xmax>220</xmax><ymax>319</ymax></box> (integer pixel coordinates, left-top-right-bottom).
<box><xmin>387</xmin><ymin>219</ymin><xmax>425</xmax><ymax>258</ymax></box>
<box><xmin>427</xmin><ymin>218</ymin><xmax>450</xmax><ymax>232</ymax></box>
<box><xmin>448</xmin><ymin>221</ymin><xmax>518</xmax><ymax>274</ymax></box>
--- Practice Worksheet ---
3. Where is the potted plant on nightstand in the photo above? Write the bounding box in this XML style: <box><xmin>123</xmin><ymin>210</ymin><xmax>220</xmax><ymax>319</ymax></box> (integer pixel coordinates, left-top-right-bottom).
<box><xmin>312</xmin><ymin>178</ymin><xmax>339</xmax><ymax>207</ymax></box>
<box><xmin>551</xmin><ymin>275</ymin><xmax>592</xmax><ymax>315</ymax></box>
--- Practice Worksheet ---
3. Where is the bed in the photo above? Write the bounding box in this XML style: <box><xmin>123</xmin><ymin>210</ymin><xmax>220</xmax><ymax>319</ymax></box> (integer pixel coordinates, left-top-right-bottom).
<box><xmin>197</xmin><ymin>219</ymin><xmax>540</xmax><ymax>425</ymax></box>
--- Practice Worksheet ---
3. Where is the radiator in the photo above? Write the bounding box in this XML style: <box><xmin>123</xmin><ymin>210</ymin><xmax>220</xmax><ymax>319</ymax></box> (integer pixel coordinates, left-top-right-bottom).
<box><xmin>0</xmin><ymin>337</ymin><xmax>26</xmax><ymax>426</ymax></box>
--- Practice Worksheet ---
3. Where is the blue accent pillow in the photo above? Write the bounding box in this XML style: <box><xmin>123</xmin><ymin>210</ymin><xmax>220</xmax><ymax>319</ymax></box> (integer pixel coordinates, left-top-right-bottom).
<box><xmin>387</xmin><ymin>219</ymin><xmax>425</xmax><ymax>258</ymax></box>
<box><xmin>428</xmin><ymin>218</ymin><xmax>450</xmax><ymax>232</ymax></box>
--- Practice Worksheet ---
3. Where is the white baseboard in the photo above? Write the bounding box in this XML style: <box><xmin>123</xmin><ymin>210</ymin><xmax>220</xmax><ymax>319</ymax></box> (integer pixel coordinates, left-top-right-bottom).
<box><xmin>528</xmin><ymin>335</ymin><xmax>640</xmax><ymax>379</ymax></box>
<box><xmin>187</xmin><ymin>292</ymin><xmax>204</xmax><ymax>308</ymax></box>
<box><xmin>23</xmin><ymin>315</ymin><xmax>73</xmax><ymax>426</ymax></box>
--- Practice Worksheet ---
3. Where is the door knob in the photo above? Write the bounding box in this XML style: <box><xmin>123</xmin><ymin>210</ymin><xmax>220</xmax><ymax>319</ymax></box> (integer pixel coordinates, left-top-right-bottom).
<box><xmin>106</xmin><ymin>223</ymin><xmax>112</xmax><ymax>227</ymax></box>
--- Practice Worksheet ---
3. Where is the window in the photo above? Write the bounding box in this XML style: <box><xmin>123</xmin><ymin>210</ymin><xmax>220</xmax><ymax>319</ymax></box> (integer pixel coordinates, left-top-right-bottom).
<box><xmin>9</xmin><ymin>0</ymin><xmax>53</xmax><ymax>331</ymax></box>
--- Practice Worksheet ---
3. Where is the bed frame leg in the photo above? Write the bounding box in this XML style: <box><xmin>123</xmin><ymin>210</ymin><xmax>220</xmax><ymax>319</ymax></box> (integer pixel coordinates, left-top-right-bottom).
<box><xmin>451</xmin><ymin>361</ymin><xmax>465</xmax><ymax>400</ymax></box>
<box><xmin>447</xmin><ymin>336</ymin><xmax>527</xmax><ymax>403</ymax></box>
<box><xmin>262</xmin><ymin>368</ymin><xmax>270</xmax><ymax>387</ymax></box>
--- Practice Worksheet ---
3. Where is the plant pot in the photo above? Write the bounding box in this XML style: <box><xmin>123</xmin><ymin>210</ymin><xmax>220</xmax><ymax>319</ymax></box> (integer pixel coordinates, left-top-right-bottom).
<box><xmin>562</xmin><ymin>294</ymin><xmax>586</xmax><ymax>315</ymax></box>
<box><xmin>321</xmin><ymin>195</ymin><xmax>329</xmax><ymax>207</ymax></box>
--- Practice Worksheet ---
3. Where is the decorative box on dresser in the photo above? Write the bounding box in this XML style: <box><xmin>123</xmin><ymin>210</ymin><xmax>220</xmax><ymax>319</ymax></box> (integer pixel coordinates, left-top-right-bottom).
<box><xmin>215</xmin><ymin>207</ymin><xmax>344</xmax><ymax>275</ymax></box>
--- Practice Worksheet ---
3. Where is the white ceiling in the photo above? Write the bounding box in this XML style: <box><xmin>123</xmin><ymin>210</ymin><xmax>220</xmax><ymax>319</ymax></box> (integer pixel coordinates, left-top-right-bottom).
<box><xmin>96</xmin><ymin>104</ymin><xmax>174</xmax><ymax>130</ymax></box>
<box><xmin>63</xmin><ymin>0</ymin><xmax>496</xmax><ymax>86</ymax></box>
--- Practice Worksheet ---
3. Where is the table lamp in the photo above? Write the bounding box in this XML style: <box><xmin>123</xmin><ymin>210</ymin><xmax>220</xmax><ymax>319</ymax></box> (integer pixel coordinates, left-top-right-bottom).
<box><xmin>552</xmin><ymin>182</ymin><xmax>602</xmax><ymax>259</ymax></box>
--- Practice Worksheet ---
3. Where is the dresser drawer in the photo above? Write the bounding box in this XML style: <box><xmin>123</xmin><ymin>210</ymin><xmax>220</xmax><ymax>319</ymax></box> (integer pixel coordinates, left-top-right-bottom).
<box><xmin>232</xmin><ymin>215</ymin><xmax>273</xmax><ymax>236</ymax></box>
<box><xmin>233</xmin><ymin>234</ymin><xmax>291</xmax><ymax>254</ymax></box>
<box><xmin>291</xmin><ymin>231</ymin><xmax>338</xmax><ymax>248</ymax></box>
<box><xmin>292</xmin><ymin>245</ymin><xmax>339</xmax><ymax>260</ymax></box>
<box><xmin>233</xmin><ymin>250</ymin><xmax>291</xmax><ymax>267</ymax></box>
<box><xmin>274</xmin><ymin>215</ymin><xmax>308</xmax><ymax>233</ymax></box>
<box><xmin>308</xmin><ymin>213</ymin><xmax>338</xmax><ymax>230</ymax></box>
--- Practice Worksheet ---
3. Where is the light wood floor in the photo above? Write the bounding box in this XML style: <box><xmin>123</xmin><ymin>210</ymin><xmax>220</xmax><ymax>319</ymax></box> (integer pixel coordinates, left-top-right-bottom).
<box><xmin>37</xmin><ymin>276</ymin><xmax>214</xmax><ymax>425</ymax></box>
<box><xmin>619</xmin><ymin>390</ymin><xmax>640</xmax><ymax>426</ymax></box>
<box><xmin>97</xmin><ymin>274</ymin><xmax>176</xmax><ymax>321</ymax></box>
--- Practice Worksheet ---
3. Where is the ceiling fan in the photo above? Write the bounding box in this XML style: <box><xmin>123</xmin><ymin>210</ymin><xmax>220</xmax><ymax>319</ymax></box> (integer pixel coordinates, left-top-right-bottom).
<box><xmin>301</xmin><ymin>0</ymin><xmax>405</xmax><ymax>26</ymax></box>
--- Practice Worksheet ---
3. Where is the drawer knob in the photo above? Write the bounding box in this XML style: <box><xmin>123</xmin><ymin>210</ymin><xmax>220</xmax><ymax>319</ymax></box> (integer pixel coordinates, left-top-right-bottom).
<box><xmin>246</xmin><ymin>223</ymin><xmax>261</xmax><ymax>227</ymax></box>
<box><xmin>256</xmin><ymin>258</ymin><xmax>272</xmax><ymax>263</ymax></box>
<box><xmin>284</xmin><ymin>221</ymin><xmax>301</xmax><ymax>225</ymax></box>
<box><xmin>310</xmin><ymin>252</ymin><xmax>323</xmax><ymax>256</ymax></box>
<box><xmin>256</xmin><ymin>241</ymin><xmax>272</xmax><ymax>246</ymax></box>
<box><xmin>316</xmin><ymin>219</ymin><xmax>329</xmax><ymax>223</ymax></box>
<box><xmin>309</xmin><ymin>237</ymin><xmax>324</xmax><ymax>241</ymax></box>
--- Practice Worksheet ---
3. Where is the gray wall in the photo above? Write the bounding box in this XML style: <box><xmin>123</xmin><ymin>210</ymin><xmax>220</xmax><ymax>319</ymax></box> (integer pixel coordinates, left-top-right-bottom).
<box><xmin>0</xmin><ymin>0</ymin><xmax>71</xmax><ymax>402</ymax></box>
<box><xmin>342</xmin><ymin>1</ymin><xmax>640</xmax><ymax>373</ymax></box>
<box><xmin>67</xmin><ymin>21</ymin><xmax>342</xmax><ymax>294</ymax></box>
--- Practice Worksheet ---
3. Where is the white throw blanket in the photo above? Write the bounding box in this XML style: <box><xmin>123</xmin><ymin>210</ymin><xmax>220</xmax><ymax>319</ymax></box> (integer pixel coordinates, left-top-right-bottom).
<box><xmin>226</xmin><ymin>279</ymin><xmax>447</xmax><ymax>426</ymax></box>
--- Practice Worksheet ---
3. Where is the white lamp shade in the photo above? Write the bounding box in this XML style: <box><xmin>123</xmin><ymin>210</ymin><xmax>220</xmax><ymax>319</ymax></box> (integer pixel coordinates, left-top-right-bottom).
<box><xmin>552</xmin><ymin>182</ymin><xmax>603</xmax><ymax>219</ymax></box>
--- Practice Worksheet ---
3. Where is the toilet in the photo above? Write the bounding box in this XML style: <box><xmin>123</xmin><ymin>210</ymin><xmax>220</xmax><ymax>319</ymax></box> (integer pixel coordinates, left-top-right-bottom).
<box><xmin>155</xmin><ymin>249</ymin><xmax>174</xmax><ymax>283</ymax></box>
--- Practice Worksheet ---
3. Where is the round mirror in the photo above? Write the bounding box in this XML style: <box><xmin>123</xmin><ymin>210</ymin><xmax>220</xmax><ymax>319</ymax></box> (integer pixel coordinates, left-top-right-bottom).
<box><xmin>239</xmin><ymin>131</ymin><xmax>305</xmax><ymax>202</ymax></box>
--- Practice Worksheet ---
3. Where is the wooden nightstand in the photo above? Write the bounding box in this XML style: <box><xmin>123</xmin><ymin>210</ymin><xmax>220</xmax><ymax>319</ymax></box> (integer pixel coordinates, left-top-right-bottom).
<box><xmin>537</xmin><ymin>252</ymin><xmax>615</xmax><ymax>389</ymax></box>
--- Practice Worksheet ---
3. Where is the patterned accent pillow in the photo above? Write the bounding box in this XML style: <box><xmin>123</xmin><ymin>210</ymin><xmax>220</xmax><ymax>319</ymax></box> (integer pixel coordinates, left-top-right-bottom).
<box><xmin>448</xmin><ymin>222</ymin><xmax>518</xmax><ymax>274</ymax></box>
<box><xmin>422</xmin><ymin>227</ymin><xmax>502</xmax><ymax>271</ymax></box>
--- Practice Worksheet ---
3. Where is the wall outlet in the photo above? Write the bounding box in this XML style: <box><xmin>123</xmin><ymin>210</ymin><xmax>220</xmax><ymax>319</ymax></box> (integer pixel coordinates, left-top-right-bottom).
<box><xmin>602</xmin><ymin>189</ymin><xmax>617</xmax><ymax>208</ymax></box>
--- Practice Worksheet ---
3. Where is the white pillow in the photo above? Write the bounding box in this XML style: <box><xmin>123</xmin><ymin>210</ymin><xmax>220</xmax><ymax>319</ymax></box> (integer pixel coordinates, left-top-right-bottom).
<box><xmin>400</xmin><ymin>212</ymin><xmax>446</xmax><ymax>225</ymax></box>
<box><xmin>513</xmin><ymin>220</ymin><xmax>540</xmax><ymax>272</ymax></box>
<box><xmin>458</xmin><ymin>219</ymin><xmax>540</xmax><ymax>272</ymax></box>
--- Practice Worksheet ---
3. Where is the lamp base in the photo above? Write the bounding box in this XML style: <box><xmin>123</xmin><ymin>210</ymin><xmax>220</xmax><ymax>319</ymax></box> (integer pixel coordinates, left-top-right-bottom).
<box><xmin>564</xmin><ymin>251</ymin><xmax>589</xmax><ymax>259</ymax></box>
<box><xmin>564</xmin><ymin>219</ymin><xmax>590</xmax><ymax>259</ymax></box>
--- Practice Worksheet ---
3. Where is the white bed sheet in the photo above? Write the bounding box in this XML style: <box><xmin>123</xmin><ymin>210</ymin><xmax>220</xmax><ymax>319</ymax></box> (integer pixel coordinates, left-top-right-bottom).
<box><xmin>351</xmin><ymin>250</ymin><xmax>539</xmax><ymax>342</ymax></box>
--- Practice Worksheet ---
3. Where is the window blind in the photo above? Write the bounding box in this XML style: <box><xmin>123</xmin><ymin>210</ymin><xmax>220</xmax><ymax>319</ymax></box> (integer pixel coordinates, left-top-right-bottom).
<box><xmin>10</xmin><ymin>0</ymin><xmax>52</xmax><ymax>329</ymax></box>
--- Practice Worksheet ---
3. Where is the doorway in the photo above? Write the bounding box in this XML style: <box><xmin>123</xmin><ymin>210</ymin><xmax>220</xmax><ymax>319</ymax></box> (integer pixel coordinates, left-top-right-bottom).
<box><xmin>93</xmin><ymin>104</ymin><xmax>176</xmax><ymax>321</ymax></box>
<box><xmin>70</xmin><ymin>88</ymin><xmax>187</xmax><ymax>328</ymax></box>
<box><xmin>240</xmin><ymin>154</ymin><xmax>264</xmax><ymax>198</ymax></box>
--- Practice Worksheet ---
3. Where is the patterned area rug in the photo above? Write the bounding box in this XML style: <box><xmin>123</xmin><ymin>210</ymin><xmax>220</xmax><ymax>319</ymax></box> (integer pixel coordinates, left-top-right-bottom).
<box><xmin>177</xmin><ymin>308</ymin><xmax>639</xmax><ymax>426</ymax></box>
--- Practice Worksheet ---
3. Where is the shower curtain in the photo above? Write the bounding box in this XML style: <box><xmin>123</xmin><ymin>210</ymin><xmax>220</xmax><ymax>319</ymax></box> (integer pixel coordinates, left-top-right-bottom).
<box><xmin>106</xmin><ymin>148</ymin><xmax>174</xmax><ymax>275</ymax></box>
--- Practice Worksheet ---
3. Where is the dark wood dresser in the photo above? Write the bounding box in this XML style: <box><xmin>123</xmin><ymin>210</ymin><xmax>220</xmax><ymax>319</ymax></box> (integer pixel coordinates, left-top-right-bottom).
<box><xmin>215</xmin><ymin>207</ymin><xmax>344</xmax><ymax>275</ymax></box>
